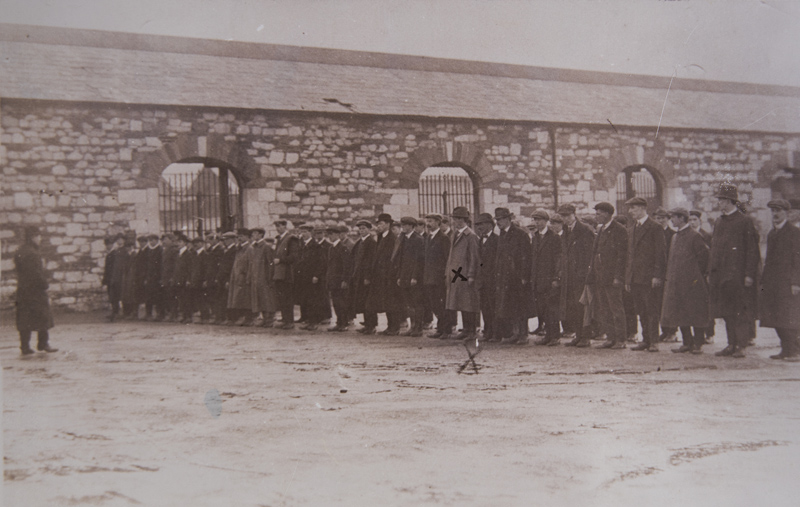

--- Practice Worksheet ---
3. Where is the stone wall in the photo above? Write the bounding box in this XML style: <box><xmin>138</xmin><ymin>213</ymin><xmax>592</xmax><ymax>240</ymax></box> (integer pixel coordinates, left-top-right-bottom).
<box><xmin>1</xmin><ymin>98</ymin><xmax>799</xmax><ymax>310</ymax></box>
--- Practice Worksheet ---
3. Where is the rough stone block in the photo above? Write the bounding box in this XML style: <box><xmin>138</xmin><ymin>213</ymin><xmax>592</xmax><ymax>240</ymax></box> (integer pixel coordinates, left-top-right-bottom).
<box><xmin>277</xmin><ymin>191</ymin><xmax>292</xmax><ymax>202</ymax></box>
<box><xmin>14</xmin><ymin>192</ymin><xmax>33</xmax><ymax>208</ymax></box>
<box><xmin>286</xmin><ymin>153</ymin><xmax>299</xmax><ymax>164</ymax></box>
<box><xmin>118</xmin><ymin>189</ymin><xmax>147</xmax><ymax>204</ymax></box>
<box><xmin>65</xmin><ymin>223</ymin><xmax>83</xmax><ymax>237</ymax></box>
<box><xmin>257</xmin><ymin>188</ymin><xmax>277</xmax><ymax>202</ymax></box>
<box><xmin>269</xmin><ymin>151</ymin><xmax>285</xmax><ymax>164</ymax></box>
<box><xmin>268</xmin><ymin>202</ymin><xmax>287</xmax><ymax>214</ymax></box>
<box><xmin>120</xmin><ymin>149</ymin><xmax>132</xmax><ymax>161</ymax></box>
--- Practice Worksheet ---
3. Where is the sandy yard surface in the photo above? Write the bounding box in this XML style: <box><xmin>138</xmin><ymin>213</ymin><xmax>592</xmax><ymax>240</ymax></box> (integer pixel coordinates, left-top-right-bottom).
<box><xmin>3</xmin><ymin>314</ymin><xmax>800</xmax><ymax>506</ymax></box>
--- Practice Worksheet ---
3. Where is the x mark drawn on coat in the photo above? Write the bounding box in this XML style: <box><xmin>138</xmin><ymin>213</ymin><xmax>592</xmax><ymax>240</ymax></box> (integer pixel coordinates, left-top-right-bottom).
<box><xmin>451</xmin><ymin>266</ymin><xmax>467</xmax><ymax>282</ymax></box>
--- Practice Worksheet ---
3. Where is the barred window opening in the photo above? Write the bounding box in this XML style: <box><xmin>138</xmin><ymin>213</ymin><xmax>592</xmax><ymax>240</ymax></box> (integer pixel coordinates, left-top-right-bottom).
<box><xmin>616</xmin><ymin>166</ymin><xmax>662</xmax><ymax>214</ymax></box>
<box><xmin>158</xmin><ymin>162</ymin><xmax>241</xmax><ymax>238</ymax></box>
<box><xmin>419</xmin><ymin>165</ymin><xmax>478</xmax><ymax>218</ymax></box>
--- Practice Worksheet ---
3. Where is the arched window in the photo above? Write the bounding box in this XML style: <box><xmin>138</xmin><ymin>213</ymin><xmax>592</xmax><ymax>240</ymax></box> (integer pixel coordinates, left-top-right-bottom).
<box><xmin>418</xmin><ymin>165</ymin><xmax>478</xmax><ymax>218</ymax></box>
<box><xmin>616</xmin><ymin>165</ymin><xmax>662</xmax><ymax>213</ymax></box>
<box><xmin>158</xmin><ymin>162</ymin><xmax>241</xmax><ymax>237</ymax></box>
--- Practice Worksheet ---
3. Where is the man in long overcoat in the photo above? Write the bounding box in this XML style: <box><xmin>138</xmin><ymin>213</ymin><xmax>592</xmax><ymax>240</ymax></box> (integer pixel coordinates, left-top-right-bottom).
<box><xmin>653</xmin><ymin>207</ymin><xmax>678</xmax><ymax>342</ymax></box>
<box><xmin>493</xmin><ymin>207</ymin><xmax>531</xmax><ymax>344</ymax></box>
<box><xmin>397</xmin><ymin>216</ymin><xmax>426</xmax><ymax>336</ymax></box>
<box><xmin>102</xmin><ymin>234</ymin><xmax>126</xmax><ymax>322</ymax></box>
<box><xmin>444</xmin><ymin>207</ymin><xmax>481</xmax><ymax>340</ymax></box>
<box><xmin>759</xmin><ymin>199</ymin><xmax>800</xmax><ymax>362</ymax></box>
<box><xmin>530</xmin><ymin>209</ymin><xmax>562</xmax><ymax>346</ymax></box>
<box><xmin>297</xmin><ymin>227</ymin><xmax>329</xmax><ymax>330</ymax></box>
<box><xmin>625</xmin><ymin>197</ymin><xmax>667</xmax><ymax>352</ymax></box>
<box><xmin>188</xmin><ymin>236</ymin><xmax>210</xmax><ymax>322</ymax></box>
<box><xmin>475</xmin><ymin>213</ymin><xmax>498</xmax><ymax>342</ymax></box>
<box><xmin>367</xmin><ymin>213</ymin><xmax>403</xmax><ymax>335</ymax></box>
<box><xmin>273</xmin><ymin>219</ymin><xmax>301</xmax><ymax>329</ymax></box>
<box><xmin>423</xmin><ymin>214</ymin><xmax>452</xmax><ymax>338</ymax></box>
<box><xmin>160</xmin><ymin>233</ymin><xmax>179</xmax><ymax>321</ymax></box>
<box><xmin>143</xmin><ymin>234</ymin><xmax>163</xmax><ymax>321</ymax></box>
<box><xmin>587</xmin><ymin>202</ymin><xmax>629</xmax><ymax>349</ymax></box>
<box><xmin>351</xmin><ymin>220</ymin><xmax>378</xmax><ymax>334</ymax></box>
<box><xmin>14</xmin><ymin>226</ymin><xmax>57</xmax><ymax>355</ymax></box>
<box><xmin>214</xmin><ymin>232</ymin><xmax>237</xmax><ymax>324</ymax></box>
<box><xmin>661</xmin><ymin>208</ymin><xmax>710</xmax><ymax>354</ymax></box>
<box><xmin>227</xmin><ymin>228</ymin><xmax>253</xmax><ymax>325</ymax></box>
<box><xmin>708</xmin><ymin>184</ymin><xmax>760</xmax><ymax>358</ymax></box>
<box><xmin>558</xmin><ymin>204</ymin><xmax>596</xmax><ymax>347</ymax></box>
<box><xmin>249</xmin><ymin>228</ymin><xmax>277</xmax><ymax>326</ymax></box>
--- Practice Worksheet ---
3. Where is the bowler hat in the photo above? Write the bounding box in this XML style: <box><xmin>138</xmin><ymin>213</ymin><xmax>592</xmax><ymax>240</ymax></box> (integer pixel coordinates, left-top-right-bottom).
<box><xmin>494</xmin><ymin>207</ymin><xmax>512</xmax><ymax>220</ymax></box>
<box><xmin>356</xmin><ymin>219</ymin><xmax>373</xmax><ymax>229</ymax></box>
<box><xmin>594</xmin><ymin>202</ymin><xmax>615</xmax><ymax>215</ymax></box>
<box><xmin>669</xmin><ymin>207</ymin><xmax>690</xmax><ymax>219</ymax></box>
<box><xmin>475</xmin><ymin>213</ymin><xmax>494</xmax><ymax>225</ymax></box>
<box><xmin>767</xmin><ymin>199</ymin><xmax>791</xmax><ymax>211</ymax></box>
<box><xmin>400</xmin><ymin>216</ymin><xmax>417</xmax><ymax>226</ymax></box>
<box><xmin>451</xmin><ymin>207</ymin><xmax>471</xmax><ymax>219</ymax></box>
<box><xmin>531</xmin><ymin>209</ymin><xmax>550</xmax><ymax>221</ymax></box>
<box><xmin>557</xmin><ymin>203</ymin><xmax>576</xmax><ymax>215</ymax></box>
<box><xmin>377</xmin><ymin>213</ymin><xmax>393</xmax><ymax>224</ymax></box>
<box><xmin>625</xmin><ymin>197</ymin><xmax>648</xmax><ymax>207</ymax></box>
<box><xmin>714</xmin><ymin>183</ymin><xmax>739</xmax><ymax>202</ymax></box>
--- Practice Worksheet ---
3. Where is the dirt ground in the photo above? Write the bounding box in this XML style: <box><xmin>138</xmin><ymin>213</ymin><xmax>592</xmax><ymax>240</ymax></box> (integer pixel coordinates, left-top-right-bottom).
<box><xmin>3</xmin><ymin>313</ymin><xmax>800</xmax><ymax>507</ymax></box>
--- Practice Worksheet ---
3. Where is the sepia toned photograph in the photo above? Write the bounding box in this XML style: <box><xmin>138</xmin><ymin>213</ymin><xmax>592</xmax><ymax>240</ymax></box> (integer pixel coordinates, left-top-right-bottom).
<box><xmin>1</xmin><ymin>1</ymin><xmax>799</xmax><ymax>505</ymax></box>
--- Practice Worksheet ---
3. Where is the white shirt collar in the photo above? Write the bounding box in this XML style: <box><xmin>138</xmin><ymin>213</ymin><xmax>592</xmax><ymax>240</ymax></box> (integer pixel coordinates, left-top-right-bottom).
<box><xmin>457</xmin><ymin>226</ymin><xmax>468</xmax><ymax>235</ymax></box>
<box><xmin>775</xmin><ymin>219</ymin><xmax>787</xmax><ymax>230</ymax></box>
<box><xmin>381</xmin><ymin>230</ymin><xmax>389</xmax><ymax>238</ymax></box>
<box><xmin>723</xmin><ymin>207</ymin><xmax>738</xmax><ymax>216</ymax></box>
<box><xmin>430</xmin><ymin>229</ymin><xmax>439</xmax><ymax>239</ymax></box>
<box><xmin>331</xmin><ymin>238</ymin><xmax>340</xmax><ymax>247</ymax></box>
<box><xmin>538</xmin><ymin>226</ymin><xmax>549</xmax><ymax>236</ymax></box>
<box><xmin>678</xmin><ymin>223</ymin><xmax>690</xmax><ymax>231</ymax></box>
<box><xmin>637</xmin><ymin>215</ymin><xmax>648</xmax><ymax>226</ymax></box>
<box><xmin>179</xmin><ymin>246</ymin><xmax>187</xmax><ymax>254</ymax></box>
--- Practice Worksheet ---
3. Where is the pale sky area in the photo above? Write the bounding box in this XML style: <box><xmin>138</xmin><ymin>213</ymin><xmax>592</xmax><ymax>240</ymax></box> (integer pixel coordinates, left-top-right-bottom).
<box><xmin>1</xmin><ymin>0</ymin><xmax>799</xmax><ymax>87</ymax></box>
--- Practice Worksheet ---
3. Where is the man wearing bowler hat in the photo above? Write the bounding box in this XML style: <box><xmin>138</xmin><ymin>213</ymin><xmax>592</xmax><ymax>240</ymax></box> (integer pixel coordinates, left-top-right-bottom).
<box><xmin>14</xmin><ymin>226</ymin><xmax>58</xmax><ymax>355</ymax></box>
<box><xmin>624</xmin><ymin>197</ymin><xmax>666</xmax><ymax>352</ymax></box>
<box><xmin>587</xmin><ymin>202</ymin><xmax>629</xmax><ymax>349</ymax></box>
<box><xmin>423</xmin><ymin>213</ymin><xmax>453</xmax><ymax>338</ymax></box>
<box><xmin>759</xmin><ymin>199</ymin><xmax>800</xmax><ymax>362</ymax></box>
<box><xmin>557</xmin><ymin>204</ymin><xmax>596</xmax><ymax>347</ymax></box>
<box><xmin>708</xmin><ymin>183</ymin><xmax>760</xmax><ymax>358</ymax></box>
<box><xmin>367</xmin><ymin>213</ymin><xmax>404</xmax><ymax>335</ymax></box>
<box><xmin>493</xmin><ymin>207</ymin><xmax>531</xmax><ymax>344</ymax></box>
<box><xmin>474</xmin><ymin>213</ymin><xmax>498</xmax><ymax>341</ymax></box>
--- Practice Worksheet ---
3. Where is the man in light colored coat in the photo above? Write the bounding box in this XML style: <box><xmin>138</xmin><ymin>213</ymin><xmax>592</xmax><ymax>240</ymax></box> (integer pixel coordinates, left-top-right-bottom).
<box><xmin>445</xmin><ymin>206</ymin><xmax>481</xmax><ymax>341</ymax></box>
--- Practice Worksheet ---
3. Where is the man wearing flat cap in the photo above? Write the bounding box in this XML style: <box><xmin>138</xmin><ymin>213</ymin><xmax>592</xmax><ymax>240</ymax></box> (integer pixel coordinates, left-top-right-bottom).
<box><xmin>249</xmin><ymin>228</ymin><xmax>277</xmax><ymax>327</ymax></box>
<box><xmin>396</xmin><ymin>217</ymin><xmax>426</xmax><ymax>336</ymax></box>
<box><xmin>661</xmin><ymin>207</ymin><xmax>710</xmax><ymax>354</ymax></box>
<box><xmin>214</xmin><ymin>232</ymin><xmax>238</xmax><ymax>324</ymax></box>
<box><xmin>708</xmin><ymin>183</ymin><xmax>760</xmax><ymax>358</ymax></box>
<box><xmin>14</xmin><ymin>226</ymin><xmax>57</xmax><ymax>354</ymax></box>
<box><xmin>445</xmin><ymin>207</ymin><xmax>481</xmax><ymax>340</ymax></box>
<box><xmin>493</xmin><ymin>207</ymin><xmax>532</xmax><ymax>344</ymax></box>
<box><xmin>273</xmin><ymin>219</ymin><xmax>301</xmax><ymax>329</ymax></box>
<box><xmin>325</xmin><ymin>225</ymin><xmax>352</xmax><ymax>332</ymax></box>
<box><xmin>227</xmin><ymin>228</ymin><xmax>253</xmax><ymax>325</ymax></box>
<box><xmin>530</xmin><ymin>209</ymin><xmax>563</xmax><ymax>346</ymax></box>
<box><xmin>624</xmin><ymin>197</ymin><xmax>666</xmax><ymax>352</ymax></box>
<box><xmin>367</xmin><ymin>213</ymin><xmax>404</xmax><ymax>335</ymax></box>
<box><xmin>557</xmin><ymin>203</ymin><xmax>596</xmax><ymax>347</ymax></box>
<box><xmin>423</xmin><ymin>213</ymin><xmax>453</xmax><ymax>338</ymax></box>
<box><xmin>351</xmin><ymin>220</ymin><xmax>378</xmax><ymax>334</ymax></box>
<box><xmin>689</xmin><ymin>210</ymin><xmax>712</xmax><ymax>247</ymax></box>
<box><xmin>474</xmin><ymin>213</ymin><xmax>499</xmax><ymax>341</ymax></box>
<box><xmin>172</xmin><ymin>233</ymin><xmax>196</xmax><ymax>323</ymax></box>
<box><xmin>759</xmin><ymin>199</ymin><xmax>800</xmax><ymax>362</ymax></box>
<box><xmin>587</xmin><ymin>202</ymin><xmax>629</xmax><ymax>349</ymax></box>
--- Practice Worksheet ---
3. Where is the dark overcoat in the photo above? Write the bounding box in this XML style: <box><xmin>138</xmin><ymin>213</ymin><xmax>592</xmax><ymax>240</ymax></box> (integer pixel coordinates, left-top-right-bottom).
<box><xmin>558</xmin><ymin>219</ymin><xmax>595</xmax><ymax>320</ymax></box>
<box><xmin>397</xmin><ymin>232</ymin><xmax>425</xmax><ymax>287</ymax></box>
<box><xmin>350</xmin><ymin>235</ymin><xmax>376</xmax><ymax>314</ymax></box>
<box><xmin>215</xmin><ymin>244</ymin><xmax>237</xmax><ymax>291</ymax></box>
<box><xmin>708</xmin><ymin>210</ymin><xmax>760</xmax><ymax>319</ymax></box>
<box><xmin>531</xmin><ymin>228</ymin><xmax>562</xmax><ymax>292</ymax></box>
<box><xmin>367</xmin><ymin>230</ymin><xmax>403</xmax><ymax>313</ymax></box>
<box><xmin>227</xmin><ymin>242</ymin><xmax>252</xmax><ymax>310</ymax></box>
<box><xmin>190</xmin><ymin>248</ymin><xmax>209</xmax><ymax>289</ymax></box>
<box><xmin>133</xmin><ymin>245</ymin><xmax>149</xmax><ymax>303</ymax></box>
<box><xmin>445</xmin><ymin>227</ymin><xmax>481</xmax><ymax>312</ymax></box>
<box><xmin>144</xmin><ymin>245</ymin><xmax>163</xmax><ymax>292</ymax></box>
<box><xmin>477</xmin><ymin>232</ymin><xmax>498</xmax><ymax>293</ymax></box>
<box><xmin>759</xmin><ymin>222</ymin><xmax>800</xmax><ymax>330</ymax></box>
<box><xmin>121</xmin><ymin>247</ymin><xmax>139</xmax><ymax>307</ymax></box>
<box><xmin>661</xmin><ymin>227</ymin><xmax>710</xmax><ymax>328</ymax></box>
<box><xmin>587</xmin><ymin>220</ymin><xmax>627</xmax><ymax>287</ymax></box>
<box><xmin>14</xmin><ymin>243</ymin><xmax>54</xmax><ymax>332</ymax></box>
<box><xmin>625</xmin><ymin>217</ymin><xmax>666</xmax><ymax>286</ymax></box>
<box><xmin>273</xmin><ymin>232</ymin><xmax>300</xmax><ymax>283</ymax></box>
<box><xmin>296</xmin><ymin>240</ymin><xmax>329</xmax><ymax>313</ymax></box>
<box><xmin>173</xmin><ymin>247</ymin><xmax>195</xmax><ymax>288</ymax></box>
<box><xmin>494</xmin><ymin>224</ymin><xmax>531</xmax><ymax>319</ymax></box>
<box><xmin>326</xmin><ymin>240</ymin><xmax>350</xmax><ymax>291</ymax></box>
<box><xmin>160</xmin><ymin>245</ymin><xmax>178</xmax><ymax>287</ymax></box>
<box><xmin>423</xmin><ymin>231</ymin><xmax>451</xmax><ymax>286</ymax></box>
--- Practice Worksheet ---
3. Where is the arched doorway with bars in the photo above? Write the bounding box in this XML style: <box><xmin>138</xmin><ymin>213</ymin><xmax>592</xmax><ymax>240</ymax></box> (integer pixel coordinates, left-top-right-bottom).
<box><xmin>615</xmin><ymin>165</ymin><xmax>663</xmax><ymax>213</ymax></box>
<box><xmin>158</xmin><ymin>161</ymin><xmax>242</xmax><ymax>238</ymax></box>
<box><xmin>418</xmin><ymin>163</ymin><xmax>480</xmax><ymax>219</ymax></box>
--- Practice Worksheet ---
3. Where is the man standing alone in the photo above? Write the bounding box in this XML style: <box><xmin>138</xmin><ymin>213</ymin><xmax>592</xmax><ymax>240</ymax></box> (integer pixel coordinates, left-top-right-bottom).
<box><xmin>14</xmin><ymin>226</ymin><xmax>58</xmax><ymax>355</ymax></box>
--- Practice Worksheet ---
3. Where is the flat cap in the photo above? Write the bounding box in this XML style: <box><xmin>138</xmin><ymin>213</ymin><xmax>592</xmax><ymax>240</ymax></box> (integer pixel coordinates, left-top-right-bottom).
<box><xmin>451</xmin><ymin>207</ymin><xmax>471</xmax><ymax>219</ymax></box>
<box><xmin>146</xmin><ymin>234</ymin><xmax>159</xmax><ymax>240</ymax></box>
<box><xmin>494</xmin><ymin>207</ymin><xmax>512</xmax><ymax>220</ymax></box>
<box><xmin>594</xmin><ymin>202</ymin><xmax>615</xmax><ymax>215</ymax></box>
<box><xmin>236</xmin><ymin>228</ymin><xmax>251</xmax><ymax>236</ymax></box>
<box><xmin>377</xmin><ymin>213</ymin><xmax>393</xmax><ymax>224</ymax></box>
<box><xmin>767</xmin><ymin>199</ymin><xmax>791</xmax><ymax>210</ymax></box>
<box><xmin>549</xmin><ymin>214</ymin><xmax>564</xmax><ymax>224</ymax></box>
<box><xmin>625</xmin><ymin>196</ymin><xmax>648</xmax><ymax>207</ymax></box>
<box><xmin>669</xmin><ymin>207</ymin><xmax>690</xmax><ymax>219</ymax></box>
<box><xmin>273</xmin><ymin>219</ymin><xmax>288</xmax><ymax>226</ymax></box>
<box><xmin>221</xmin><ymin>231</ymin><xmax>237</xmax><ymax>239</ymax></box>
<box><xmin>557</xmin><ymin>203</ymin><xmax>576</xmax><ymax>215</ymax></box>
<box><xmin>298</xmin><ymin>224</ymin><xmax>313</xmax><ymax>231</ymax></box>
<box><xmin>614</xmin><ymin>215</ymin><xmax>628</xmax><ymax>225</ymax></box>
<box><xmin>250</xmin><ymin>227</ymin><xmax>266</xmax><ymax>235</ymax></box>
<box><xmin>689</xmin><ymin>210</ymin><xmax>703</xmax><ymax>218</ymax></box>
<box><xmin>356</xmin><ymin>219</ymin><xmax>373</xmax><ymax>228</ymax></box>
<box><xmin>531</xmin><ymin>209</ymin><xmax>550</xmax><ymax>221</ymax></box>
<box><xmin>475</xmin><ymin>213</ymin><xmax>495</xmax><ymax>225</ymax></box>
<box><xmin>425</xmin><ymin>213</ymin><xmax>443</xmax><ymax>222</ymax></box>
<box><xmin>400</xmin><ymin>216</ymin><xmax>417</xmax><ymax>226</ymax></box>
<box><xmin>653</xmin><ymin>207</ymin><xmax>670</xmax><ymax>218</ymax></box>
